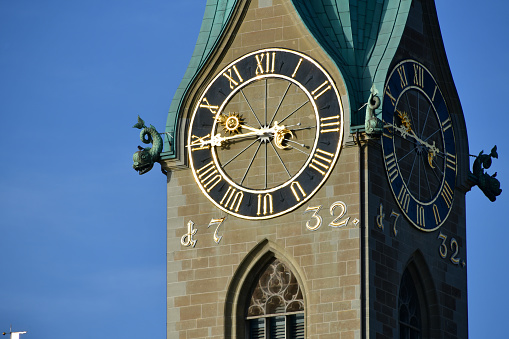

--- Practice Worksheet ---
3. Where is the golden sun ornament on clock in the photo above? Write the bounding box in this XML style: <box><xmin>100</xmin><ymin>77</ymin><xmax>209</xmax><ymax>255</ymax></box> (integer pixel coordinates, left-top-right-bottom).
<box><xmin>187</xmin><ymin>48</ymin><xmax>344</xmax><ymax>219</ymax></box>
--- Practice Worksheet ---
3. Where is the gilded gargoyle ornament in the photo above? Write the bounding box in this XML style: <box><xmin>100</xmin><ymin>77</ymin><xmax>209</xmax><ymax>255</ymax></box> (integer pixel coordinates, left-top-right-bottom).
<box><xmin>469</xmin><ymin>145</ymin><xmax>502</xmax><ymax>202</ymax></box>
<box><xmin>132</xmin><ymin>116</ymin><xmax>163</xmax><ymax>175</ymax></box>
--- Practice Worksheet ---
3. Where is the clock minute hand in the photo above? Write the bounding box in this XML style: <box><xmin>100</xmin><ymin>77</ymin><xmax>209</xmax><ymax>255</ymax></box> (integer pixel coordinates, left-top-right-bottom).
<box><xmin>388</xmin><ymin>122</ymin><xmax>439</xmax><ymax>154</ymax></box>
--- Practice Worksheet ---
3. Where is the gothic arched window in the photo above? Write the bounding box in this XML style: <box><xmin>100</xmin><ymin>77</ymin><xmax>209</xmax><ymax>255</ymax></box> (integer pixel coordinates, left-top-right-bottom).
<box><xmin>399</xmin><ymin>269</ymin><xmax>422</xmax><ymax>339</ymax></box>
<box><xmin>246</xmin><ymin>258</ymin><xmax>304</xmax><ymax>339</ymax></box>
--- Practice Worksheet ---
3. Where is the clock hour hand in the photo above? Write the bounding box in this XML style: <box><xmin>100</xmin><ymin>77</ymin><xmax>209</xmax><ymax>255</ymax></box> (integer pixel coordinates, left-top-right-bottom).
<box><xmin>384</xmin><ymin>118</ymin><xmax>440</xmax><ymax>168</ymax></box>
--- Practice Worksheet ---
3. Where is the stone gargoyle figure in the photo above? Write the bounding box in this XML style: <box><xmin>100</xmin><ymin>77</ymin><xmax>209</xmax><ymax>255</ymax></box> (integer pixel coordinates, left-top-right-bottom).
<box><xmin>132</xmin><ymin>116</ymin><xmax>163</xmax><ymax>175</ymax></box>
<box><xmin>470</xmin><ymin>145</ymin><xmax>502</xmax><ymax>202</ymax></box>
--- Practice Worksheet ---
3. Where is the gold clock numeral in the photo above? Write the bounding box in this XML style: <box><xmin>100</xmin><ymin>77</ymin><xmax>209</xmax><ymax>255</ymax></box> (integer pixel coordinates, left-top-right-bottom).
<box><xmin>189</xmin><ymin>134</ymin><xmax>211</xmax><ymax>152</ymax></box>
<box><xmin>441</xmin><ymin>116</ymin><xmax>452</xmax><ymax>132</ymax></box>
<box><xmin>441</xmin><ymin>181</ymin><xmax>454</xmax><ymax>208</ymax></box>
<box><xmin>397</xmin><ymin>65</ymin><xmax>408</xmax><ymax>88</ymax></box>
<box><xmin>222</xmin><ymin>65</ymin><xmax>244</xmax><ymax>89</ymax></box>
<box><xmin>385</xmin><ymin>86</ymin><xmax>397</xmax><ymax>107</ymax></box>
<box><xmin>255</xmin><ymin>52</ymin><xmax>276</xmax><ymax>75</ymax></box>
<box><xmin>432</xmin><ymin>85</ymin><xmax>438</xmax><ymax>102</ymax></box>
<box><xmin>290</xmin><ymin>181</ymin><xmax>307</xmax><ymax>202</ymax></box>
<box><xmin>416</xmin><ymin>205</ymin><xmax>425</xmax><ymax>227</ymax></box>
<box><xmin>385</xmin><ymin>152</ymin><xmax>399</xmax><ymax>183</ymax></box>
<box><xmin>292</xmin><ymin>58</ymin><xmax>303</xmax><ymax>78</ymax></box>
<box><xmin>199</xmin><ymin>97</ymin><xmax>219</xmax><ymax>115</ymax></box>
<box><xmin>397</xmin><ymin>185</ymin><xmax>410</xmax><ymax>213</ymax></box>
<box><xmin>257</xmin><ymin>193</ymin><xmax>274</xmax><ymax>216</ymax></box>
<box><xmin>311</xmin><ymin>81</ymin><xmax>332</xmax><ymax>100</ymax></box>
<box><xmin>196</xmin><ymin>161</ymin><xmax>222</xmax><ymax>192</ymax></box>
<box><xmin>219</xmin><ymin>186</ymin><xmax>243</xmax><ymax>212</ymax></box>
<box><xmin>445</xmin><ymin>152</ymin><xmax>456</xmax><ymax>171</ymax></box>
<box><xmin>309</xmin><ymin>148</ymin><xmax>334</xmax><ymax>175</ymax></box>
<box><xmin>433</xmin><ymin>204</ymin><xmax>441</xmax><ymax>225</ymax></box>
<box><xmin>413</xmin><ymin>64</ymin><xmax>424</xmax><ymax>88</ymax></box>
<box><xmin>319</xmin><ymin>115</ymin><xmax>340</xmax><ymax>133</ymax></box>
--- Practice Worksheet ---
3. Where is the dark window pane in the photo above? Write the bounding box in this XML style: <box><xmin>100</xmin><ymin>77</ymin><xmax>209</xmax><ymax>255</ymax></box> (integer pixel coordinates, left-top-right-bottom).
<box><xmin>250</xmin><ymin>318</ymin><xmax>265</xmax><ymax>339</ymax></box>
<box><xmin>289</xmin><ymin>313</ymin><xmax>305</xmax><ymax>339</ymax></box>
<box><xmin>269</xmin><ymin>316</ymin><xmax>286</xmax><ymax>339</ymax></box>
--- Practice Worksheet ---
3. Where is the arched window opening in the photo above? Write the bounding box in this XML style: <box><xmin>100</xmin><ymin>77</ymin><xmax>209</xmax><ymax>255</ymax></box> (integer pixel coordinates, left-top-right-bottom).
<box><xmin>246</xmin><ymin>258</ymin><xmax>304</xmax><ymax>339</ymax></box>
<box><xmin>399</xmin><ymin>269</ymin><xmax>422</xmax><ymax>339</ymax></box>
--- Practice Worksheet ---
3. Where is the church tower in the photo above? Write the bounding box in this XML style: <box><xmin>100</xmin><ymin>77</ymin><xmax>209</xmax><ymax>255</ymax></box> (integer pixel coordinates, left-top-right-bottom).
<box><xmin>157</xmin><ymin>0</ymin><xmax>471</xmax><ymax>337</ymax></box>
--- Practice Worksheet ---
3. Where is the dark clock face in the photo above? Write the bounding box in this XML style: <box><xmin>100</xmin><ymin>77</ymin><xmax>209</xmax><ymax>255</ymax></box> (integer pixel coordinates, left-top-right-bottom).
<box><xmin>188</xmin><ymin>48</ymin><xmax>344</xmax><ymax>219</ymax></box>
<box><xmin>382</xmin><ymin>60</ymin><xmax>457</xmax><ymax>231</ymax></box>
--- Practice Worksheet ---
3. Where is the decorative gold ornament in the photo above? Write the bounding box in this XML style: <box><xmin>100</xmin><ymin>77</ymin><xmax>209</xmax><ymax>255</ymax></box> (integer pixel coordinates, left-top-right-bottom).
<box><xmin>217</xmin><ymin>112</ymin><xmax>244</xmax><ymax>135</ymax></box>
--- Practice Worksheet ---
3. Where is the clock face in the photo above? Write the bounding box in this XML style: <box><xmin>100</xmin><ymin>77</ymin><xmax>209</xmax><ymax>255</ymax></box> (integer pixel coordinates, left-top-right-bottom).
<box><xmin>188</xmin><ymin>48</ymin><xmax>344</xmax><ymax>219</ymax></box>
<box><xmin>381</xmin><ymin>60</ymin><xmax>457</xmax><ymax>231</ymax></box>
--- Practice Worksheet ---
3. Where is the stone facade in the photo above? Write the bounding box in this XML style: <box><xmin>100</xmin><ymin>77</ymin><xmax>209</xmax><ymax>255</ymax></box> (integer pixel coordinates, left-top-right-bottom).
<box><xmin>163</xmin><ymin>0</ymin><xmax>468</xmax><ymax>338</ymax></box>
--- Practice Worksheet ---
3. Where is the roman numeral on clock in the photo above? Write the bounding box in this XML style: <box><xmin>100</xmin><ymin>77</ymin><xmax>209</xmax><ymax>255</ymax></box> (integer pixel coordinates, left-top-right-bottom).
<box><xmin>257</xmin><ymin>193</ymin><xmax>274</xmax><ymax>216</ymax></box>
<box><xmin>441</xmin><ymin>117</ymin><xmax>452</xmax><ymax>132</ymax></box>
<box><xmin>416</xmin><ymin>205</ymin><xmax>425</xmax><ymax>227</ymax></box>
<box><xmin>312</xmin><ymin>81</ymin><xmax>332</xmax><ymax>100</ymax></box>
<box><xmin>189</xmin><ymin>134</ymin><xmax>211</xmax><ymax>152</ymax></box>
<box><xmin>397</xmin><ymin>65</ymin><xmax>408</xmax><ymax>88</ymax></box>
<box><xmin>196</xmin><ymin>161</ymin><xmax>222</xmax><ymax>192</ymax></box>
<box><xmin>255</xmin><ymin>52</ymin><xmax>276</xmax><ymax>75</ymax></box>
<box><xmin>222</xmin><ymin>65</ymin><xmax>244</xmax><ymax>89</ymax></box>
<box><xmin>290</xmin><ymin>181</ymin><xmax>306</xmax><ymax>202</ymax></box>
<box><xmin>219</xmin><ymin>186</ymin><xmax>243</xmax><ymax>212</ymax></box>
<box><xmin>385</xmin><ymin>86</ymin><xmax>397</xmax><ymax>107</ymax></box>
<box><xmin>433</xmin><ymin>204</ymin><xmax>441</xmax><ymax>225</ymax></box>
<box><xmin>446</xmin><ymin>152</ymin><xmax>456</xmax><ymax>171</ymax></box>
<box><xmin>384</xmin><ymin>152</ymin><xmax>399</xmax><ymax>182</ymax></box>
<box><xmin>413</xmin><ymin>64</ymin><xmax>424</xmax><ymax>88</ymax></box>
<box><xmin>397</xmin><ymin>185</ymin><xmax>410</xmax><ymax>213</ymax></box>
<box><xmin>199</xmin><ymin>97</ymin><xmax>219</xmax><ymax>115</ymax></box>
<box><xmin>441</xmin><ymin>181</ymin><xmax>454</xmax><ymax>208</ymax></box>
<box><xmin>309</xmin><ymin>148</ymin><xmax>335</xmax><ymax>175</ymax></box>
<box><xmin>320</xmin><ymin>115</ymin><xmax>340</xmax><ymax>133</ymax></box>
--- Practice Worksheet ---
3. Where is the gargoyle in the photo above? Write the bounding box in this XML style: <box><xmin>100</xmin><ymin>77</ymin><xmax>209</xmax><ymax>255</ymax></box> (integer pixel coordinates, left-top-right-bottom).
<box><xmin>132</xmin><ymin>116</ymin><xmax>163</xmax><ymax>175</ymax></box>
<box><xmin>364</xmin><ymin>84</ymin><xmax>383</xmax><ymax>135</ymax></box>
<box><xmin>469</xmin><ymin>145</ymin><xmax>502</xmax><ymax>202</ymax></box>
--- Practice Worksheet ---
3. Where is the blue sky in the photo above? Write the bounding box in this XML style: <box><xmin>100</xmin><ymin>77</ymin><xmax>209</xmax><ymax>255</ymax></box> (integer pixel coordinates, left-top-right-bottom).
<box><xmin>0</xmin><ymin>1</ymin><xmax>507</xmax><ymax>338</ymax></box>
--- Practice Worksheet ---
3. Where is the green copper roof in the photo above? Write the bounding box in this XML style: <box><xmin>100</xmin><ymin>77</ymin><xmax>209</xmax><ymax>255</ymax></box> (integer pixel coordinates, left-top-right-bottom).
<box><xmin>291</xmin><ymin>0</ymin><xmax>411</xmax><ymax>128</ymax></box>
<box><xmin>163</xmin><ymin>0</ymin><xmax>411</xmax><ymax>158</ymax></box>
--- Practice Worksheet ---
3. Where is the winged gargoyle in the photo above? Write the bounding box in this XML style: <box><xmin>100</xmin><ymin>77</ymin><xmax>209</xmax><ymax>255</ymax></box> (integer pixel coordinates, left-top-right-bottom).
<box><xmin>132</xmin><ymin>116</ymin><xmax>163</xmax><ymax>175</ymax></box>
<box><xmin>469</xmin><ymin>145</ymin><xmax>502</xmax><ymax>202</ymax></box>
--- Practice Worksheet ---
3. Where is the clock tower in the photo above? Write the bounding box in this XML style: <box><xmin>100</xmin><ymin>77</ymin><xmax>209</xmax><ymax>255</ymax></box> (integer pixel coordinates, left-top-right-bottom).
<box><xmin>156</xmin><ymin>0</ymin><xmax>471</xmax><ymax>338</ymax></box>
